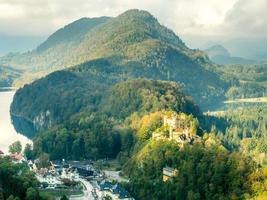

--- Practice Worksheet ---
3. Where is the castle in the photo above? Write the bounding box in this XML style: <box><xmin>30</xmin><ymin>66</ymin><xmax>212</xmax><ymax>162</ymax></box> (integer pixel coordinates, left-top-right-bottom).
<box><xmin>152</xmin><ymin>113</ymin><xmax>197</xmax><ymax>145</ymax></box>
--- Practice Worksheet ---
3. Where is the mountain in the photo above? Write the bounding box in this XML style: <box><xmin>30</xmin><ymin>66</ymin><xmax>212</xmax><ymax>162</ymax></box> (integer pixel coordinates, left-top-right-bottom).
<box><xmin>0</xmin><ymin>10</ymin><xmax>191</xmax><ymax>71</ymax></box>
<box><xmin>9</xmin><ymin>9</ymin><xmax>227</xmax><ymax>113</ymax></box>
<box><xmin>0</xmin><ymin>65</ymin><xmax>22</xmax><ymax>87</ymax></box>
<box><xmin>0</xmin><ymin>16</ymin><xmax>110</xmax><ymax>71</ymax></box>
<box><xmin>205</xmin><ymin>45</ymin><xmax>256</xmax><ymax>65</ymax></box>
<box><xmin>205</xmin><ymin>45</ymin><xmax>231</xmax><ymax>58</ymax></box>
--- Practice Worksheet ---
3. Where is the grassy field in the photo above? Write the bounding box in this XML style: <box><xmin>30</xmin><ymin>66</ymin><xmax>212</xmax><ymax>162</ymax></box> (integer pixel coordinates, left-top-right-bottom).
<box><xmin>40</xmin><ymin>189</ymin><xmax>83</xmax><ymax>198</ymax></box>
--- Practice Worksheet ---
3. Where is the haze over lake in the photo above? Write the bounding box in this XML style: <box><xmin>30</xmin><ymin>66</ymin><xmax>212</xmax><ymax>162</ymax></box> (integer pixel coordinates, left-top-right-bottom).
<box><xmin>0</xmin><ymin>90</ymin><xmax>31</xmax><ymax>154</ymax></box>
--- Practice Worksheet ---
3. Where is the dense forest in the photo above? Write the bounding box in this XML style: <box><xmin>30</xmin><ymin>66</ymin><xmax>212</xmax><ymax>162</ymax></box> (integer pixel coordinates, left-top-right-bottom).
<box><xmin>202</xmin><ymin>106</ymin><xmax>267</xmax><ymax>164</ymax></box>
<box><xmin>124</xmin><ymin>140</ymin><xmax>267</xmax><ymax>200</ymax></box>
<box><xmin>215</xmin><ymin>63</ymin><xmax>267</xmax><ymax>100</ymax></box>
<box><xmin>121</xmin><ymin>106</ymin><xmax>267</xmax><ymax>200</ymax></box>
<box><xmin>30</xmin><ymin>79</ymin><xmax>199</xmax><ymax>160</ymax></box>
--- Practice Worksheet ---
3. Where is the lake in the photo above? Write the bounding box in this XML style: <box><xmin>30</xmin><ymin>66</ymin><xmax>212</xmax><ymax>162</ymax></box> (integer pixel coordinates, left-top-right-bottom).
<box><xmin>0</xmin><ymin>90</ymin><xmax>31</xmax><ymax>154</ymax></box>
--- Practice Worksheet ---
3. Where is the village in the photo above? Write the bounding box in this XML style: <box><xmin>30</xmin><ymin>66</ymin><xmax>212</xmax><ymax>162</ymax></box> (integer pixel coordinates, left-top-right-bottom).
<box><xmin>0</xmin><ymin>112</ymin><xmax>199</xmax><ymax>199</ymax></box>
<box><xmin>0</xmin><ymin>149</ymin><xmax>134</xmax><ymax>200</ymax></box>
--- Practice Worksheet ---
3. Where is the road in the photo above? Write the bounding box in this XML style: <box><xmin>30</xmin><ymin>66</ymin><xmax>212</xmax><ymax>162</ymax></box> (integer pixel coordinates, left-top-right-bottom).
<box><xmin>70</xmin><ymin>178</ymin><xmax>95</xmax><ymax>200</ymax></box>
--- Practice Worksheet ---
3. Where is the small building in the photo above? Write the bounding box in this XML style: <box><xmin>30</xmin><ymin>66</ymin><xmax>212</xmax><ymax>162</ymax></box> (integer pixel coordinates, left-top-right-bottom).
<box><xmin>163</xmin><ymin>167</ymin><xmax>178</xmax><ymax>182</ymax></box>
<box><xmin>95</xmin><ymin>180</ymin><xmax>134</xmax><ymax>200</ymax></box>
<box><xmin>110</xmin><ymin>184</ymin><xmax>133</xmax><ymax>200</ymax></box>
<box><xmin>9</xmin><ymin>153</ymin><xmax>25</xmax><ymax>164</ymax></box>
<box><xmin>28</xmin><ymin>160</ymin><xmax>37</xmax><ymax>172</ymax></box>
<box><xmin>71</xmin><ymin>165</ymin><xmax>94</xmax><ymax>177</ymax></box>
<box><xmin>61</xmin><ymin>168</ymin><xmax>79</xmax><ymax>182</ymax></box>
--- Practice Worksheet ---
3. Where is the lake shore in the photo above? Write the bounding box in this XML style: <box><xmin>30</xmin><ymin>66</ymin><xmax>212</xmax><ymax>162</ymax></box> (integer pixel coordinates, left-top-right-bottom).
<box><xmin>0</xmin><ymin>89</ymin><xmax>31</xmax><ymax>154</ymax></box>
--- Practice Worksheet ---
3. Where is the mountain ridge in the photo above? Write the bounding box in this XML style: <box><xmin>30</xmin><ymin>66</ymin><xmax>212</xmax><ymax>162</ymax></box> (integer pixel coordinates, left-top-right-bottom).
<box><xmin>205</xmin><ymin>44</ymin><xmax>256</xmax><ymax>65</ymax></box>
<box><xmin>0</xmin><ymin>9</ymin><xmax>199</xmax><ymax>71</ymax></box>
<box><xmin>36</xmin><ymin>16</ymin><xmax>110</xmax><ymax>53</ymax></box>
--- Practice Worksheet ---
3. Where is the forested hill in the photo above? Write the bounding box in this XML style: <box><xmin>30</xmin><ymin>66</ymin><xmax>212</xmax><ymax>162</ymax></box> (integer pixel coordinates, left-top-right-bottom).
<box><xmin>11</xmin><ymin>77</ymin><xmax>199</xmax><ymax>137</ymax></box>
<box><xmin>29</xmin><ymin>79</ymin><xmax>200</xmax><ymax>160</ymax></box>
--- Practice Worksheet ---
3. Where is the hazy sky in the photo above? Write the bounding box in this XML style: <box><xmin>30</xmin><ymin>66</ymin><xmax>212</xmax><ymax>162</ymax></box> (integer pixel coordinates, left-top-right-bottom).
<box><xmin>1</xmin><ymin>0</ymin><xmax>267</xmax><ymax>58</ymax></box>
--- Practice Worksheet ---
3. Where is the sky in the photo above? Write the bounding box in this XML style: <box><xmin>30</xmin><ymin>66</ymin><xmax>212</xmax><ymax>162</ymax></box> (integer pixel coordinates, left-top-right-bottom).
<box><xmin>0</xmin><ymin>0</ymin><xmax>267</xmax><ymax>59</ymax></box>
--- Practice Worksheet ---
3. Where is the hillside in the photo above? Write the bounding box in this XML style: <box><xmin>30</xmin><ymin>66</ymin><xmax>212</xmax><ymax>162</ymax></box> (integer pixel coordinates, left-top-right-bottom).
<box><xmin>0</xmin><ymin>65</ymin><xmax>22</xmax><ymax>87</ymax></box>
<box><xmin>123</xmin><ymin>139</ymin><xmax>263</xmax><ymax>200</ymax></box>
<box><xmin>11</xmin><ymin>78</ymin><xmax>199</xmax><ymax>137</ymax></box>
<box><xmin>23</xmin><ymin>79</ymin><xmax>200</xmax><ymax>159</ymax></box>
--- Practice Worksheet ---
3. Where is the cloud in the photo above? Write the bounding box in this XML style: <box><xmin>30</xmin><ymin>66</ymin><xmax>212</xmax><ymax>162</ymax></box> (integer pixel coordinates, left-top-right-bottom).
<box><xmin>224</xmin><ymin>0</ymin><xmax>267</xmax><ymax>38</ymax></box>
<box><xmin>0</xmin><ymin>0</ymin><xmax>237</xmax><ymax>36</ymax></box>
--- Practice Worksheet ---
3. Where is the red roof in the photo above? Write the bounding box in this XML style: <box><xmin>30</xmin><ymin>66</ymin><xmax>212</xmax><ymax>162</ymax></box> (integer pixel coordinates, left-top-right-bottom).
<box><xmin>174</xmin><ymin>128</ymin><xmax>183</xmax><ymax>132</ymax></box>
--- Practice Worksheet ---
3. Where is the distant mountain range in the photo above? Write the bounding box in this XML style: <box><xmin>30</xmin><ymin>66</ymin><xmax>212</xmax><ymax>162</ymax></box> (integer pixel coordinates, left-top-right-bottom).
<box><xmin>204</xmin><ymin>45</ymin><xmax>256</xmax><ymax>65</ymax></box>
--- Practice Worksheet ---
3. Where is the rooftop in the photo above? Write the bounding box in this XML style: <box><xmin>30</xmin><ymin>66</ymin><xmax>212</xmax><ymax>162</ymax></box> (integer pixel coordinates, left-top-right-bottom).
<box><xmin>97</xmin><ymin>180</ymin><xmax>133</xmax><ymax>198</ymax></box>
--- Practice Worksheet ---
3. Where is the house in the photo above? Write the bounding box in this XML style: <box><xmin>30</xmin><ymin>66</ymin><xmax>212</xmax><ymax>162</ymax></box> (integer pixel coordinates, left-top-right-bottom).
<box><xmin>61</xmin><ymin>168</ymin><xmax>80</xmax><ymax>181</ymax></box>
<box><xmin>9</xmin><ymin>153</ymin><xmax>25</xmax><ymax>164</ymax></box>
<box><xmin>163</xmin><ymin>167</ymin><xmax>178</xmax><ymax>182</ymax></box>
<box><xmin>110</xmin><ymin>184</ymin><xmax>133</xmax><ymax>200</ymax></box>
<box><xmin>95</xmin><ymin>180</ymin><xmax>113</xmax><ymax>199</ymax></box>
<box><xmin>95</xmin><ymin>180</ymin><xmax>134</xmax><ymax>200</ymax></box>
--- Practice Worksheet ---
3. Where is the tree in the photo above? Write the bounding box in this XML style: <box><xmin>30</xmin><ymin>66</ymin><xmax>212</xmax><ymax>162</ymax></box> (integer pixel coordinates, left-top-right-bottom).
<box><xmin>6</xmin><ymin>195</ymin><xmax>20</xmax><ymax>200</ymax></box>
<box><xmin>0</xmin><ymin>187</ymin><xmax>4</xmax><ymax>200</ymax></box>
<box><xmin>9</xmin><ymin>141</ymin><xmax>22</xmax><ymax>154</ymax></box>
<box><xmin>24</xmin><ymin>144</ymin><xmax>34</xmax><ymax>160</ymax></box>
<box><xmin>39</xmin><ymin>153</ymin><xmax>50</xmax><ymax>168</ymax></box>
<box><xmin>26</xmin><ymin>187</ymin><xmax>39</xmax><ymax>200</ymax></box>
<box><xmin>60</xmin><ymin>195</ymin><xmax>68</xmax><ymax>200</ymax></box>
